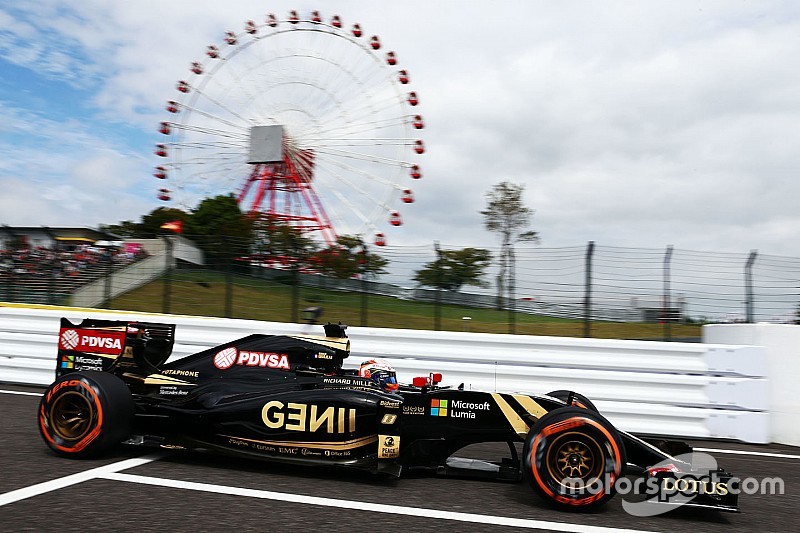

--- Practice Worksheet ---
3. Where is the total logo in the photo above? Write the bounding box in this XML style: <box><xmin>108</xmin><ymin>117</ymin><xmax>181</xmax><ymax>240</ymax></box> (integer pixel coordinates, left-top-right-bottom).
<box><xmin>213</xmin><ymin>347</ymin><xmax>290</xmax><ymax>370</ymax></box>
<box><xmin>58</xmin><ymin>329</ymin><xmax>125</xmax><ymax>355</ymax></box>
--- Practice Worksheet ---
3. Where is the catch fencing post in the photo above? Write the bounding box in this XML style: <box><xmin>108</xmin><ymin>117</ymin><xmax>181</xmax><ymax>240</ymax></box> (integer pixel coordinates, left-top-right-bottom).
<box><xmin>583</xmin><ymin>241</ymin><xmax>595</xmax><ymax>337</ymax></box>
<box><xmin>162</xmin><ymin>236</ymin><xmax>173</xmax><ymax>314</ymax></box>
<box><xmin>663</xmin><ymin>245</ymin><xmax>673</xmax><ymax>341</ymax></box>
<box><xmin>224</xmin><ymin>240</ymin><xmax>233</xmax><ymax>318</ymax></box>
<box><xmin>434</xmin><ymin>241</ymin><xmax>442</xmax><ymax>331</ymax></box>
<box><xmin>102</xmin><ymin>250</ymin><xmax>112</xmax><ymax>308</ymax></box>
<box><xmin>745</xmin><ymin>250</ymin><xmax>758</xmax><ymax>323</ymax></box>
<box><xmin>360</xmin><ymin>237</ymin><xmax>368</xmax><ymax>327</ymax></box>
<box><xmin>48</xmin><ymin>258</ymin><xmax>56</xmax><ymax>305</ymax></box>
<box><xmin>508</xmin><ymin>245</ymin><xmax>516</xmax><ymax>334</ymax></box>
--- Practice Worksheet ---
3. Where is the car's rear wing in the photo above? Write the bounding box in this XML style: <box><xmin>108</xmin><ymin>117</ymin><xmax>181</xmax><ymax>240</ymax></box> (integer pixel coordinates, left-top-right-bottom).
<box><xmin>56</xmin><ymin>318</ymin><xmax>176</xmax><ymax>378</ymax></box>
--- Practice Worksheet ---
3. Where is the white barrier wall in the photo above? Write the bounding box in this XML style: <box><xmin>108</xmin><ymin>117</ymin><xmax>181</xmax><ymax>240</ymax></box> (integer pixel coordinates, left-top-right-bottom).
<box><xmin>0</xmin><ymin>304</ymin><xmax>770</xmax><ymax>443</ymax></box>
<box><xmin>704</xmin><ymin>324</ymin><xmax>800</xmax><ymax>447</ymax></box>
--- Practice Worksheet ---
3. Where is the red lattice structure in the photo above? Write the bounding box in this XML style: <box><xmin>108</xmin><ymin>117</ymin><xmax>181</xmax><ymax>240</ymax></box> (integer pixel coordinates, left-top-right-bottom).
<box><xmin>154</xmin><ymin>9</ymin><xmax>425</xmax><ymax>246</ymax></box>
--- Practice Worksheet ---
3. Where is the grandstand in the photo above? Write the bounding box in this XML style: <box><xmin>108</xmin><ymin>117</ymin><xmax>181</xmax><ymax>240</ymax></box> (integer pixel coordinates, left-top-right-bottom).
<box><xmin>0</xmin><ymin>226</ymin><xmax>159</xmax><ymax>305</ymax></box>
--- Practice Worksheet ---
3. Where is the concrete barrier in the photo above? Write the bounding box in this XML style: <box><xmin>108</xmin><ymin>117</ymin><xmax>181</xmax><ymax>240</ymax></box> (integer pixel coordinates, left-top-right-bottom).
<box><xmin>704</xmin><ymin>323</ymin><xmax>799</xmax><ymax>446</ymax></box>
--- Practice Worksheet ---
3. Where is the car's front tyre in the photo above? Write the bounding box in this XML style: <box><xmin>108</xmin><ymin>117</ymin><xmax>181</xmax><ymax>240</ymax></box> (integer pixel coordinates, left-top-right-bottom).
<box><xmin>523</xmin><ymin>407</ymin><xmax>625</xmax><ymax>510</ymax></box>
<box><xmin>546</xmin><ymin>390</ymin><xmax>599</xmax><ymax>412</ymax></box>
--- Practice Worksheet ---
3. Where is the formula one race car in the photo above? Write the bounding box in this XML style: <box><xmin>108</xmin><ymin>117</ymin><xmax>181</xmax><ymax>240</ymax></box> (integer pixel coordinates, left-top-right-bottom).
<box><xmin>39</xmin><ymin>318</ymin><xmax>740</xmax><ymax>513</ymax></box>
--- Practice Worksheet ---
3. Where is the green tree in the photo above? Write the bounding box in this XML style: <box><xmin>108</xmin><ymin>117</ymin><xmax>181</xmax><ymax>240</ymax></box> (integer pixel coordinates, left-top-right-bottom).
<box><xmin>99</xmin><ymin>219</ymin><xmax>141</xmax><ymax>238</ymax></box>
<box><xmin>100</xmin><ymin>207</ymin><xmax>190</xmax><ymax>238</ymax></box>
<box><xmin>140</xmin><ymin>207</ymin><xmax>191</xmax><ymax>238</ymax></box>
<box><xmin>183</xmin><ymin>194</ymin><xmax>254</xmax><ymax>261</ymax></box>
<box><xmin>413</xmin><ymin>247</ymin><xmax>492</xmax><ymax>291</ymax></box>
<box><xmin>480</xmin><ymin>182</ymin><xmax>539</xmax><ymax>309</ymax></box>
<box><xmin>251</xmin><ymin>215</ymin><xmax>319</xmax><ymax>267</ymax></box>
<box><xmin>312</xmin><ymin>235</ymin><xmax>389</xmax><ymax>279</ymax></box>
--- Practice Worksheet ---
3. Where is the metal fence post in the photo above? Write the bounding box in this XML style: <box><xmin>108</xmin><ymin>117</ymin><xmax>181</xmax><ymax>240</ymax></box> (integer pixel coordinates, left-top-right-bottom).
<box><xmin>663</xmin><ymin>245</ymin><xmax>673</xmax><ymax>341</ymax></box>
<box><xmin>434</xmin><ymin>241</ymin><xmax>441</xmax><ymax>331</ymax></box>
<box><xmin>224</xmin><ymin>240</ymin><xmax>233</xmax><ymax>319</ymax></box>
<box><xmin>360</xmin><ymin>238</ymin><xmax>368</xmax><ymax>327</ymax></box>
<box><xmin>291</xmin><ymin>266</ymin><xmax>299</xmax><ymax>323</ymax></box>
<box><xmin>583</xmin><ymin>241</ymin><xmax>595</xmax><ymax>337</ymax></box>
<box><xmin>162</xmin><ymin>236</ymin><xmax>173</xmax><ymax>314</ymax></box>
<box><xmin>102</xmin><ymin>250</ymin><xmax>113</xmax><ymax>309</ymax></box>
<box><xmin>48</xmin><ymin>257</ymin><xmax>56</xmax><ymax>305</ymax></box>
<box><xmin>745</xmin><ymin>250</ymin><xmax>758</xmax><ymax>323</ymax></box>
<box><xmin>508</xmin><ymin>245</ymin><xmax>516</xmax><ymax>334</ymax></box>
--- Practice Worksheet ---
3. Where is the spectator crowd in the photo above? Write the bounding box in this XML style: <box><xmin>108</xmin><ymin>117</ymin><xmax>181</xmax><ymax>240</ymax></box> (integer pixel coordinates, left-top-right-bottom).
<box><xmin>0</xmin><ymin>242</ymin><xmax>149</xmax><ymax>304</ymax></box>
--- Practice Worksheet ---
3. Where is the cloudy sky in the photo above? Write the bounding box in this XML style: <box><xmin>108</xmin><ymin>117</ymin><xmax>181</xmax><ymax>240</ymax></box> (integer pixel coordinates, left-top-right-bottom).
<box><xmin>1</xmin><ymin>0</ymin><xmax>799</xmax><ymax>257</ymax></box>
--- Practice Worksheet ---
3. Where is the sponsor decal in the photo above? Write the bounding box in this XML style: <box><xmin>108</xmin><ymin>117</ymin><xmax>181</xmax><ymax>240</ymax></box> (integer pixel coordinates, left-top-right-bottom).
<box><xmin>224</xmin><ymin>435</ymin><xmax>372</xmax><ymax>456</ymax></box>
<box><xmin>228</xmin><ymin>437</ymin><xmax>278</xmax><ymax>453</ymax></box>
<box><xmin>381</xmin><ymin>414</ymin><xmax>398</xmax><ymax>425</ymax></box>
<box><xmin>322</xmin><ymin>376</ymin><xmax>378</xmax><ymax>391</ymax></box>
<box><xmin>60</xmin><ymin>329</ymin><xmax>79</xmax><ymax>350</ymax></box>
<box><xmin>213</xmin><ymin>348</ymin><xmax>290</xmax><ymax>370</ymax></box>
<box><xmin>315</xmin><ymin>352</ymin><xmax>334</xmax><ymax>360</ymax></box>
<box><xmin>46</xmin><ymin>379</ymin><xmax>82</xmax><ymax>402</ymax></box>
<box><xmin>402</xmin><ymin>405</ymin><xmax>425</xmax><ymax>415</ymax></box>
<box><xmin>325</xmin><ymin>450</ymin><xmax>352</xmax><ymax>457</ymax></box>
<box><xmin>430</xmin><ymin>399</ymin><xmax>448</xmax><ymax>416</ymax></box>
<box><xmin>213</xmin><ymin>347</ymin><xmax>238</xmax><ymax>369</ymax></box>
<box><xmin>430</xmin><ymin>398</ymin><xmax>491</xmax><ymax>419</ymax></box>
<box><xmin>58</xmin><ymin>329</ymin><xmax>125</xmax><ymax>355</ymax></box>
<box><xmin>162</xmin><ymin>369</ymin><xmax>199</xmax><ymax>378</ymax></box>
<box><xmin>323</xmin><ymin>377</ymin><xmax>354</xmax><ymax>385</ymax></box>
<box><xmin>61</xmin><ymin>354</ymin><xmax>104</xmax><ymax>371</ymax></box>
<box><xmin>301</xmin><ymin>448</ymin><xmax>323</xmax><ymax>457</ymax></box>
<box><xmin>661</xmin><ymin>477</ymin><xmax>729</xmax><ymax>496</ymax></box>
<box><xmin>613</xmin><ymin>451</ymin><xmax>765</xmax><ymax>517</ymax></box>
<box><xmin>262</xmin><ymin>401</ymin><xmax>356</xmax><ymax>434</ymax></box>
<box><xmin>159</xmin><ymin>386</ymin><xmax>189</xmax><ymax>396</ymax></box>
<box><xmin>379</xmin><ymin>400</ymin><xmax>401</xmax><ymax>409</ymax></box>
<box><xmin>378</xmin><ymin>434</ymin><xmax>400</xmax><ymax>459</ymax></box>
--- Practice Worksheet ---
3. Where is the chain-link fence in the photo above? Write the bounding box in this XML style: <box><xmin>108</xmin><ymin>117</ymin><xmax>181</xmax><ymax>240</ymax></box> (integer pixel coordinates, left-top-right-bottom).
<box><xmin>2</xmin><ymin>237</ymin><xmax>798</xmax><ymax>340</ymax></box>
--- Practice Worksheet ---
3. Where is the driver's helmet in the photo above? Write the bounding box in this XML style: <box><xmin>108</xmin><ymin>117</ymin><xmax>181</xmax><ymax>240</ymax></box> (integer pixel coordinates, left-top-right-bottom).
<box><xmin>359</xmin><ymin>359</ymin><xmax>399</xmax><ymax>392</ymax></box>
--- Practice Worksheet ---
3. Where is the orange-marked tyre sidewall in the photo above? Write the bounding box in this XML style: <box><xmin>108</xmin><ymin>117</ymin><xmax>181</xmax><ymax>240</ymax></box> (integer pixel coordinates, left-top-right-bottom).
<box><xmin>523</xmin><ymin>407</ymin><xmax>626</xmax><ymax>510</ymax></box>
<box><xmin>39</xmin><ymin>378</ymin><xmax>104</xmax><ymax>455</ymax></box>
<box><xmin>38</xmin><ymin>371</ymin><xmax>133</xmax><ymax>459</ymax></box>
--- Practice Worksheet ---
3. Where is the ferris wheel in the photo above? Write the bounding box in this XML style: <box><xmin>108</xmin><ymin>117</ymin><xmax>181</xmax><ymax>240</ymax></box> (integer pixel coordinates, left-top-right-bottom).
<box><xmin>154</xmin><ymin>9</ymin><xmax>424</xmax><ymax>246</ymax></box>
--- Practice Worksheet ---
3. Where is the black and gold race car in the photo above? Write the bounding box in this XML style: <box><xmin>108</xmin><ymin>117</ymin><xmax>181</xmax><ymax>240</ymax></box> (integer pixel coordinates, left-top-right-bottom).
<box><xmin>39</xmin><ymin>318</ymin><xmax>740</xmax><ymax>513</ymax></box>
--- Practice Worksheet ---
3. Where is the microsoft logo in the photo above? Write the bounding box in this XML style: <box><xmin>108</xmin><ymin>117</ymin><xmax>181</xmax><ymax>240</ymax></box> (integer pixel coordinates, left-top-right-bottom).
<box><xmin>430</xmin><ymin>399</ymin><xmax>448</xmax><ymax>416</ymax></box>
<box><xmin>60</xmin><ymin>354</ymin><xmax>74</xmax><ymax>369</ymax></box>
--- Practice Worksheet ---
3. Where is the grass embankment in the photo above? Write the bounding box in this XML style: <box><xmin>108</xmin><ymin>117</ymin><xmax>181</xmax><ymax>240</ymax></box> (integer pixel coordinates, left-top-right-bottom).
<box><xmin>108</xmin><ymin>270</ymin><xmax>701</xmax><ymax>340</ymax></box>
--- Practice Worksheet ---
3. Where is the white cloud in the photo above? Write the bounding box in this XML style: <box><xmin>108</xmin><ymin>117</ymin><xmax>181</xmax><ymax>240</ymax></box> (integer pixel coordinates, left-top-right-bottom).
<box><xmin>1</xmin><ymin>0</ymin><xmax>799</xmax><ymax>259</ymax></box>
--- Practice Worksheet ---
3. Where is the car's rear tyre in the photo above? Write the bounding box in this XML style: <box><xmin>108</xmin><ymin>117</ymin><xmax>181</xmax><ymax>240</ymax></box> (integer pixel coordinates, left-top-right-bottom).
<box><xmin>38</xmin><ymin>371</ymin><xmax>134</xmax><ymax>458</ymax></box>
<box><xmin>546</xmin><ymin>390</ymin><xmax>598</xmax><ymax>412</ymax></box>
<box><xmin>523</xmin><ymin>407</ymin><xmax>625</xmax><ymax>510</ymax></box>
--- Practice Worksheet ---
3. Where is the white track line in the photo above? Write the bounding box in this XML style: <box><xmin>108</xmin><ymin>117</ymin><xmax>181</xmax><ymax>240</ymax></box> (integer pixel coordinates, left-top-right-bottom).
<box><xmin>0</xmin><ymin>454</ymin><xmax>164</xmax><ymax>507</ymax></box>
<box><xmin>695</xmin><ymin>447</ymin><xmax>800</xmax><ymax>460</ymax></box>
<box><xmin>102</xmin><ymin>472</ymin><xmax>656</xmax><ymax>533</ymax></box>
<box><xmin>0</xmin><ymin>389</ymin><xmax>42</xmax><ymax>397</ymax></box>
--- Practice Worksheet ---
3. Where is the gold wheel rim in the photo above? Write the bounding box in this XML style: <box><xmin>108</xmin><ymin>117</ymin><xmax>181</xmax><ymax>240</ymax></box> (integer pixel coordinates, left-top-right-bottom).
<box><xmin>50</xmin><ymin>391</ymin><xmax>94</xmax><ymax>441</ymax></box>
<box><xmin>547</xmin><ymin>432</ymin><xmax>604</xmax><ymax>486</ymax></box>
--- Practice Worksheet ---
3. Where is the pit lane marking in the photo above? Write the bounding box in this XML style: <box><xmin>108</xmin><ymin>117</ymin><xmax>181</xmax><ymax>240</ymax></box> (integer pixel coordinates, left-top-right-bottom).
<box><xmin>0</xmin><ymin>453</ymin><xmax>164</xmax><ymax>507</ymax></box>
<box><xmin>101</xmin><ymin>472</ymin><xmax>656</xmax><ymax>533</ymax></box>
